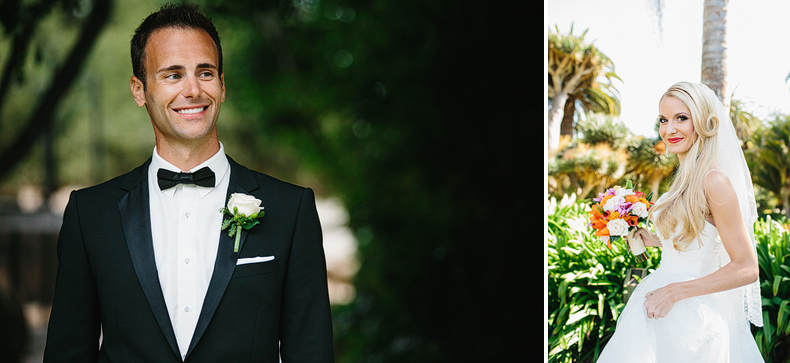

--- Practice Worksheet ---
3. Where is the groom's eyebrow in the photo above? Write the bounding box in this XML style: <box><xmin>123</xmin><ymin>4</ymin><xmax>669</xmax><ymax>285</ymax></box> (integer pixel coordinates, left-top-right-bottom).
<box><xmin>156</xmin><ymin>65</ymin><xmax>185</xmax><ymax>74</ymax></box>
<box><xmin>156</xmin><ymin>63</ymin><xmax>218</xmax><ymax>74</ymax></box>
<box><xmin>196</xmin><ymin>63</ymin><xmax>217</xmax><ymax>70</ymax></box>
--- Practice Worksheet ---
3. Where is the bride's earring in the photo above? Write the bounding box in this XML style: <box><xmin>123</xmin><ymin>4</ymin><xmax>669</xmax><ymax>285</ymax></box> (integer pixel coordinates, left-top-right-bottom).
<box><xmin>666</xmin><ymin>148</ymin><xmax>669</xmax><ymax>157</ymax></box>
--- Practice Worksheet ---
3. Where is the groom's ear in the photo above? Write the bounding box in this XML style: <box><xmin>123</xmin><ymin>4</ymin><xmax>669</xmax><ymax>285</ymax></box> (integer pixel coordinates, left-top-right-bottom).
<box><xmin>219</xmin><ymin>72</ymin><xmax>225</xmax><ymax>103</ymax></box>
<box><xmin>130</xmin><ymin>76</ymin><xmax>146</xmax><ymax>107</ymax></box>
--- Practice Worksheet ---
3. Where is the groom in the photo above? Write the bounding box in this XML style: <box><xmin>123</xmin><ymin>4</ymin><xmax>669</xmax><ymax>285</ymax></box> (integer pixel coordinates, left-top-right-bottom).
<box><xmin>42</xmin><ymin>3</ymin><xmax>334</xmax><ymax>362</ymax></box>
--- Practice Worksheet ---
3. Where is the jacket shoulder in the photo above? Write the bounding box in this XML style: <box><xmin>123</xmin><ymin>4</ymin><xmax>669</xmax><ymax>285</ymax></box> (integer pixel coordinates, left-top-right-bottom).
<box><xmin>229</xmin><ymin>156</ymin><xmax>311</xmax><ymax>197</ymax></box>
<box><xmin>254</xmin><ymin>171</ymin><xmax>308</xmax><ymax>193</ymax></box>
<box><xmin>70</xmin><ymin>159</ymin><xmax>150</xmax><ymax>202</ymax></box>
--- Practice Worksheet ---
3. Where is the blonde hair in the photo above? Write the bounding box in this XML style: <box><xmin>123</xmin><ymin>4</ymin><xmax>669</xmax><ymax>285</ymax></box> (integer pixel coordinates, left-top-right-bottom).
<box><xmin>649</xmin><ymin>81</ymin><xmax>721</xmax><ymax>250</ymax></box>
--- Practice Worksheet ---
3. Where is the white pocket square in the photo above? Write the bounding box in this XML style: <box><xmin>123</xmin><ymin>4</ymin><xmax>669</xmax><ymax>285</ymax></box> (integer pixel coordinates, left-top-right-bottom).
<box><xmin>236</xmin><ymin>255</ymin><xmax>275</xmax><ymax>265</ymax></box>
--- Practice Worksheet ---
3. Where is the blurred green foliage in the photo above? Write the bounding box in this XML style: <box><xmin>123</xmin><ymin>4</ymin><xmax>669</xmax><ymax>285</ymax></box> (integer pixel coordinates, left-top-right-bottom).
<box><xmin>746</xmin><ymin>114</ymin><xmax>790</xmax><ymax>218</ymax></box>
<box><xmin>0</xmin><ymin>0</ymin><xmax>166</xmax><ymax>192</ymax></box>
<box><xmin>0</xmin><ymin>0</ymin><xmax>523</xmax><ymax>361</ymax></box>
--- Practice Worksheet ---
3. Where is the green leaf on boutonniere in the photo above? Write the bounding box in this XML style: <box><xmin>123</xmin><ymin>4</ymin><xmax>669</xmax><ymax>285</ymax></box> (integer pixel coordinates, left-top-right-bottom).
<box><xmin>241</xmin><ymin>219</ymin><xmax>260</xmax><ymax>230</ymax></box>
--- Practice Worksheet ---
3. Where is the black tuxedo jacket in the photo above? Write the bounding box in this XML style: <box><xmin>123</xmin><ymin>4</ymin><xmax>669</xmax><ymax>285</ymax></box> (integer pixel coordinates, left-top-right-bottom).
<box><xmin>43</xmin><ymin>157</ymin><xmax>334</xmax><ymax>362</ymax></box>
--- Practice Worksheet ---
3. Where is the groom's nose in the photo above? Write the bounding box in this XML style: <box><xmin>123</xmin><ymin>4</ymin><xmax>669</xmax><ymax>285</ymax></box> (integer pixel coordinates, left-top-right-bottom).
<box><xmin>181</xmin><ymin>75</ymin><xmax>201</xmax><ymax>98</ymax></box>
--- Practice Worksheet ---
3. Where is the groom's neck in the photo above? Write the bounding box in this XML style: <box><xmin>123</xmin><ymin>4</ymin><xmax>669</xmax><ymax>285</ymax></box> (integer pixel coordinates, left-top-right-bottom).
<box><xmin>155</xmin><ymin>138</ymin><xmax>220</xmax><ymax>172</ymax></box>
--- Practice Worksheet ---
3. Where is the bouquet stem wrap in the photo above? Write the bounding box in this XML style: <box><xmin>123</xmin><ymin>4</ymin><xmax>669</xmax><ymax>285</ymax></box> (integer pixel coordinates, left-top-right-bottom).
<box><xmin>626</xmin><ymin>229</ymin><xmax>649</xmax><ymax>263</ymax></box>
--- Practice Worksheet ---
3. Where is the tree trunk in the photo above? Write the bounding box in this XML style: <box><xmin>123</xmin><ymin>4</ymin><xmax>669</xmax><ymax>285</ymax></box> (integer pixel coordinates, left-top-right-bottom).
<box><xmin>579</xmin><ymin>183</ymin><xmax>597</xmax><ymax>200</ymax></box>
<box><xmin>547</xmin><ymin>92</ymin><xmax>568</xmax><ymax>150</ymax></box>
<box><xmin>649</xmin><ymin>173</ymin><xmax>663</xmax><ymax>203</ymax></box>
<box><xmin>701</xmin><ymin>0</ymin><xmax>728</xmax><ymax>104</ymax></box>
<box><xmin>560</xmin><ymin>94</ymin><xmax>577</xmax><ymax>138</ymax></box>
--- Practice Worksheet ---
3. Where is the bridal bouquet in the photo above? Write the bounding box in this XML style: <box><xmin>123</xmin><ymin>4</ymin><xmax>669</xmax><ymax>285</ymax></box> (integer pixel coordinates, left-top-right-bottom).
<box><xmin>588</xmin><ymin>181</ymin><xmax>653</xmax><ymax>263</ymax></box>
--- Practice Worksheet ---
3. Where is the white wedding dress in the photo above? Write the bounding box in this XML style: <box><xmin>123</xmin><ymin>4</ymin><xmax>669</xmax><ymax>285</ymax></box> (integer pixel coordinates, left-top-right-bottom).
<box><xmin>597</xmin><ymin>219</ymin><xmax>764</xmax><ymax>363</ymax></box>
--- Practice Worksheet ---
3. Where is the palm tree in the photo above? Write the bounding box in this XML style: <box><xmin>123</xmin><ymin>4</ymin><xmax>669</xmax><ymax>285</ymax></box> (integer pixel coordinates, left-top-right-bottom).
<box><xmin>559</xmin><ymin>82</ymin><xmax>622</xmax><ymax>138</ymax></box>
<box><xmin>728</xmin><ymin>93</ymin><xmax>761</xmax><ymax>147</ymax></box>
<box><xmin>701</xmin><ymin>0</ymin><xmax>729</xmax><ymax>103</ymax></box>
<box><xmin>547</xmin><ymin>25</ymin><xmax>621</xmax><ymax>151</ymax></box>
<box><xmin>550</xmin><ymin>141</ymin><xmax>629</xmax><ymax>200</ymax></box>
<box><xmin>548</xmin><ymin>113</ymin><xmax>630</xmax><ymax>199</ymax></box>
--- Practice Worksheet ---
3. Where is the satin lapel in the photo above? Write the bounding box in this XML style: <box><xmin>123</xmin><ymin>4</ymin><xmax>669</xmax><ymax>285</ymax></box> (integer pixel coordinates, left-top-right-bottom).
<box><xmin>186</xmin><ymin>157</ymin><xmax>260</xmax><ymax>358</ymax></box>
<box><xmin>117</xmin><ymin>160</ymin><xmax>181</xmax><ymax>359</ymax></box>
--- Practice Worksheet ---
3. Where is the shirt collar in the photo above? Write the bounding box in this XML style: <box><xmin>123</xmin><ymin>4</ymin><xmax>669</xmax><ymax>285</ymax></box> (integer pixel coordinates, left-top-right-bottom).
<box><xmin>149</xmin><ymin>142</ymin><xmax>230</xmax><ymax>199</ymax></box>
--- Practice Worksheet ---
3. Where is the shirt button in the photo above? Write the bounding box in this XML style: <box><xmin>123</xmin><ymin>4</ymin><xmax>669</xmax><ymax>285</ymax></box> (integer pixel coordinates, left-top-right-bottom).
<box><xmin>184</xmin><ymin>306</ymin><xmax>190</xmax><ymax>312</ymax></box>
<box><xmin>185</xmin><ymin>258</ymin><xmax>190</xmax><ymax>264</ymax></box>
<box><xmin>185</xmin><ymin>212</ymin><xmax>190</xmax><ymax>218</ymax></box>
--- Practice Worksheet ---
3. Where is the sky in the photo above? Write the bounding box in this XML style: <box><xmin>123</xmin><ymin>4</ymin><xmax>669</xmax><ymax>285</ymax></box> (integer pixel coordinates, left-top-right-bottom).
<box><xmin>545</xmin><ymin>0</ymin><xmax>790</xmax><ymax>137</ymax></box>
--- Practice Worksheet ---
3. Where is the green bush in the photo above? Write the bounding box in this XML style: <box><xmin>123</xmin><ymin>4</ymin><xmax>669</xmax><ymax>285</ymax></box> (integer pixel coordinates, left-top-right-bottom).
<box><xmin>547</xmin><ymin>195</ymin><xmax>790</xmax><ymax>363</ymax></box>
<box><xmin>547</xmin><ymin>194</ymin><xmax>660</xmax><ymax>363</ymax></box>
<box><xmin>754</xmin><ymin>216</ymin><xmax>790</xmax><ymax>362</ymax></box>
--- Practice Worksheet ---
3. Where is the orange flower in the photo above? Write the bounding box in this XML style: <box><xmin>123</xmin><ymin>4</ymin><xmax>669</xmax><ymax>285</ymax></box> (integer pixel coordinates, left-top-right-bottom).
<box><xmin>590</xmin><ymin>215</ymin><xmax>608</xmax><ymax>231</ymax></box>
<box><xmin>589</xmin><ymin>209</ymin><xmax>609</xmax><ymax>236</ymax></box>
<box><xmin>607</xmin><ymin>211</ymin><xmax>621</xmax><ymax>221</ymax></box>
<box><xmin>590</xmin><ymin>205</ymin><xmax>605</xmax><ymax>220</ymax></box>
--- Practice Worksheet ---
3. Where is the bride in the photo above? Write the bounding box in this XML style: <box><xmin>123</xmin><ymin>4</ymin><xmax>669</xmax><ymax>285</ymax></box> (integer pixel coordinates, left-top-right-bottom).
<box><xmin>596</xmin><ymin>81</ymin><xmax>764</xmax><ymax>362</ymax></box>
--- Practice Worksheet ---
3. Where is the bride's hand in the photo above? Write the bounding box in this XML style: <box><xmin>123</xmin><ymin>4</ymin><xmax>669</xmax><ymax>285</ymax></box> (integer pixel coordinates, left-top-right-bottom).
<box><xmin>644</xmin><ymin>284</ymin><xmax>678</xmax><ymax>319</ymax></box>
<box><xmin>629</xmin><ymin>228</ymin><xmax>661</xmax><ymax>247</ymax></box>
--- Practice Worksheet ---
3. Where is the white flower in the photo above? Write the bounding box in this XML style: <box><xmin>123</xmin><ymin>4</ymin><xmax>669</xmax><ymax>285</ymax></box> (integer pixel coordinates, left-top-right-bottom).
<box><xmin>630</xmin><ymin>202</ymin><xmax>649</xmax><ymax>218</ymax></box>
<box><xmin>614</xmin><ymin>187</ymin><xmax>632</xmax><ymax>198</ymax></box>
<box><xmin>560</xmin><ymin>193</ymin><xmax>577</xmax><ymax>208</ymax></box>
<box><xmin>603</xmin><ymin>196</ymin><xmax>625</xmax><ymax>212</ymax></box>
<box><xmin>221</xmin><ymin>193</ymin><xmax>266</xmax><ymax>253</ymax></box>
<box><xmin>227</xmin><ymin>193</ymin><xmax>263</xmax><ymax>217</ymax></box>
<box><xmin>607</xmin><ymin>219</ymin><xmax>629</xmax><ymax>236</ymax></box>
<box><xmin>567</xmin><ymin>216</ymin><xmax>588</xmax><ymax>233</ymax></box>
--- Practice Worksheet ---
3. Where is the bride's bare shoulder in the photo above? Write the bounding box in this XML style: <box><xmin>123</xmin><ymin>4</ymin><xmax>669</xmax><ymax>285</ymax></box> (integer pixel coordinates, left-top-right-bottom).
<box><xmin>703</xmin><ymin>168</ymin><xmax>730</xmax><ymax>187</ymax></box>
<box><xmin>703</xmin><ymin>168</ymin><xmax>737</xmax><ymax>207</ymax></box>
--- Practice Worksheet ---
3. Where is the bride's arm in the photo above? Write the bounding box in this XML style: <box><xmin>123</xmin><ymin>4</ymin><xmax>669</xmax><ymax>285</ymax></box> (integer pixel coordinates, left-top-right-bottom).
<box><xmin>643</xmin><ymin>170</ymin><xmax>759</xmax><ymax>319</ymax></box>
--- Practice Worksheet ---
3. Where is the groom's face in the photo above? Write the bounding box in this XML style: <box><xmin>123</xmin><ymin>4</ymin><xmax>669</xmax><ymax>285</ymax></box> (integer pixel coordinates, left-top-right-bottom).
<box><xmin>130</xmin><ymin>27</ymin><xmax>226</xmax><ymax>146</ymax></box>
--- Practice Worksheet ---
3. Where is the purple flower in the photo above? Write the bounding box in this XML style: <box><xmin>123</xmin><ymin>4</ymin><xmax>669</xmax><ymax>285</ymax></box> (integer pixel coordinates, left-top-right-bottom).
<box><xmin>617</xmin><ymin>202</ymin><xmax>633</xmax><ymax>215</ymax></box>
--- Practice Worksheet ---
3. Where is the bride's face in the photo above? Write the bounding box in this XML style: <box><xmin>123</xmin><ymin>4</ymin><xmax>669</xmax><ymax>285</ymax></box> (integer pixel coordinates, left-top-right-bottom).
<box><xmin>658</xmin><ymin>96</ymin><xmax>697</xmax><ymax>161</ymax></box>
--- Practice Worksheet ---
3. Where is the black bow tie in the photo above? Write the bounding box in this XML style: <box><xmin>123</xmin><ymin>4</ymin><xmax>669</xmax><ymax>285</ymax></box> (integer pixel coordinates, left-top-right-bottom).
<box><xmin>157</xmin><ymin>167</ymin><xmax>215</xmax><ymax>190</ymax></box>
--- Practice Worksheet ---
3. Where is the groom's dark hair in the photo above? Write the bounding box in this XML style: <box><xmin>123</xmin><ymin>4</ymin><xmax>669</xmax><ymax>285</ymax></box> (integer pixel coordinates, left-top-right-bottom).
<box><xmin>131</xmin><ymin>3</ymin><xmax>223</xmax><ymax>88</ymax></box>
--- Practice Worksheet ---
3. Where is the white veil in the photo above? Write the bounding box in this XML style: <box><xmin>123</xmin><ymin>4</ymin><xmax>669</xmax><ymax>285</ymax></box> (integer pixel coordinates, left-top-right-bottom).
<box><xmin>707</xmin><ymin>86</ymin><xmax>762</xmax><ymax>327</ymax></box>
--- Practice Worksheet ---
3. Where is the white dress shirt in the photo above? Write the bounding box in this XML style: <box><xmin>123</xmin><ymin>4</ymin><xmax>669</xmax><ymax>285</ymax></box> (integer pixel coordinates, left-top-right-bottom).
<box><xmin>147</xmin><ymin>143</ymin><xmax>230</xmax><ymax>360</ymax></box>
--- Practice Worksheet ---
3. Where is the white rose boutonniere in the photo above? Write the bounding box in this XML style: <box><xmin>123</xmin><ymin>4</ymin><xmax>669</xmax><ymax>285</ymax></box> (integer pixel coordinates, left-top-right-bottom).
<box><xmin>220</xmin><ymin>193</ymin><xmax>265</xmax><ymax>252</ymax></box>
